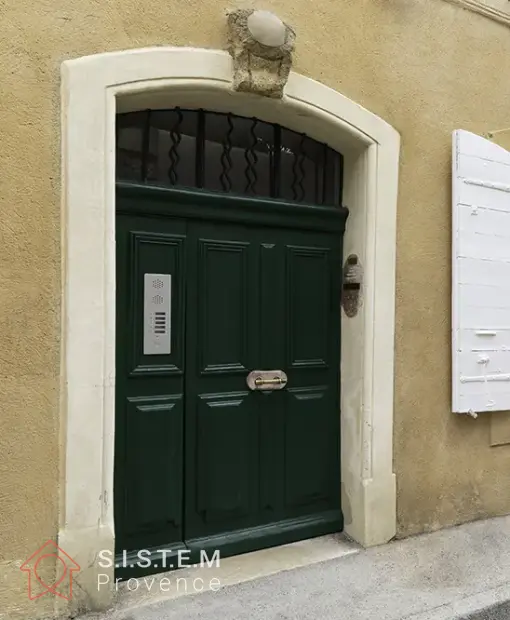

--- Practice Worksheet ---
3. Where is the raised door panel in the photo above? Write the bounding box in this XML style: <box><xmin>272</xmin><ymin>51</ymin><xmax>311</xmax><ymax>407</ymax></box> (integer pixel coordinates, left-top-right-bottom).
<box><xmin>123</xmin><ymin>395</ymin><xmax>183</xmax><ymax>535</ymax></box>
<box><xmin>127</xmin><ymin>230</ymin><xmax>185</xmax><ymax>376</ymax></box>
<box><xmin>197</xmin><ymin>239</ymin><xmax>250</xmax><ymax>375</ymax></box>
<box><xmin>195</xmin><ymin>391</ymin><xmax>257</xmax><ymax>523</ymax></box>
<box><xmin>284</xmin><ymin>386</ymin><xmax>335</xmax><ymax>510</ymax></box>
<box><xmin>286</xmin><ymin>244</ymin><xmax>330</xmax><ymax>369</ymax></box>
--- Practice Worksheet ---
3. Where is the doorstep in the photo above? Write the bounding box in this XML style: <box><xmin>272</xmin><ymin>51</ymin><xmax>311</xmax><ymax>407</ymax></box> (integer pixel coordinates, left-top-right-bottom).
<box><xmin>80</xmin><ymin>515</ymin><xmax>510</xmax><ymax>620</ymax></box>
<box><xmin>104</xmin><ymin>533</ymin><xmax>360</xmax><ymax>615</ymax></box>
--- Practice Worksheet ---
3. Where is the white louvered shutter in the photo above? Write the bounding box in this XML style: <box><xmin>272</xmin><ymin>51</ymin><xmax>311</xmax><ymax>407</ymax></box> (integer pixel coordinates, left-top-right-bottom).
<box><xmin>452</xmin><ymin>129</ymin><xmax>510</xmax><ymax>414</ymax></box>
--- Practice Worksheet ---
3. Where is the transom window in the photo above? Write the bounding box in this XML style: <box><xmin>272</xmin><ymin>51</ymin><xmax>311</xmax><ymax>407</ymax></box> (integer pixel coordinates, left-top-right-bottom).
<box><xmin>116</xmin><ymin>109</ymin><xmax>344</xmax><ymax>207</ymax></box>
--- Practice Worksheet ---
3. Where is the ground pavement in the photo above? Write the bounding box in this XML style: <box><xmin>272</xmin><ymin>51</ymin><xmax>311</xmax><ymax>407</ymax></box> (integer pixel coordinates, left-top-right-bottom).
<box><xmin>83</xmin><ymin>515</ymin><xmax>510</xmax><ymax>620</ymax></box>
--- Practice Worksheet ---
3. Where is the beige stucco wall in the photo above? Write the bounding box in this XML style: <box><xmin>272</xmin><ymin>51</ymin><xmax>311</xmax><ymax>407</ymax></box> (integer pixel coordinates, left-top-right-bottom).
<box><xmin>2</xmin><ymin>0</ymin><xmax>510</xmax><ymax>616</ymax></box>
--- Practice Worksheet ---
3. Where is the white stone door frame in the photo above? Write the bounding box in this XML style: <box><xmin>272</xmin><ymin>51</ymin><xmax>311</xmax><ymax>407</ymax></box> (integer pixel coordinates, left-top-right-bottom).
<box><xmin>59</xmin><ymin>47</ymin><xmax>399</xmax><ymax>610</ymax></box>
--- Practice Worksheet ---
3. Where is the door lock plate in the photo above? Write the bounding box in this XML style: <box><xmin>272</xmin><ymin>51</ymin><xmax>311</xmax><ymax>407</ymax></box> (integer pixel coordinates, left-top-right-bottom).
<box><xmin>246</xmin><ymin>370</ymin><xmax>288</xmax><ymax>391</ymax></box>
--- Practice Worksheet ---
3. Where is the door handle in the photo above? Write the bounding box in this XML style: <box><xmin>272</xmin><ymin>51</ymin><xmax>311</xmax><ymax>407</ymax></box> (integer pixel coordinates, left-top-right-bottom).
<box><xmin>246</xmin><ymin>370</ymin><xmax>288</xmax><ymax>391</ymax></box>
<box><xmin>254</xmin><ymin>376</ymin><xmax>284</xmax><ymax>386</ymax></box>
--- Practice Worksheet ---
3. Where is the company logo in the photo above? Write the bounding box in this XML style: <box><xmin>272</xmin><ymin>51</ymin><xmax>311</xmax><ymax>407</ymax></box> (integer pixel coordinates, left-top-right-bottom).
<box><xmin>20</xmin><ymin>540</ymin><xmax>80</xmax><ymax>601</ymax></box>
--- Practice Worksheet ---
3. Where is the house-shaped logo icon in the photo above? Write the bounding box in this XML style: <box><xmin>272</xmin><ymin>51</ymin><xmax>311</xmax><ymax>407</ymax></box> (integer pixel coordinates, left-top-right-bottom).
<box><xmin>20</xmin><ymin>540</ymin><xmax>80</xmax><ymax>600</ymax></box>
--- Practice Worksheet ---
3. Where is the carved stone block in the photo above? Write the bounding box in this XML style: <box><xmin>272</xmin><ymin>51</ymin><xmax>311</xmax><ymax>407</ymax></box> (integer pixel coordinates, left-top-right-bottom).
<box><xmin>226</xmin><ymin>9</ymin><xmax>296</xmax><ymax>99</ymax></box>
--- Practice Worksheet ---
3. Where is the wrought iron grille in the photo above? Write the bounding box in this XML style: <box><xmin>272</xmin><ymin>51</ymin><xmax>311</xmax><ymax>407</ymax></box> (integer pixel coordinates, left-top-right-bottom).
<box><xmin>116</xmin><ymin>109</ymin><xmax>344</xmax><ymax>207</ymax></box>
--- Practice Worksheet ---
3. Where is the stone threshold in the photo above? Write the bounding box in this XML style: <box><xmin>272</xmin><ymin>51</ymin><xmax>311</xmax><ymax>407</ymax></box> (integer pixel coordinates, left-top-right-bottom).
<box><xmin>100</xmin><ymin>534</ymin><xmax>360</xmax><ymax>616</ymax></box>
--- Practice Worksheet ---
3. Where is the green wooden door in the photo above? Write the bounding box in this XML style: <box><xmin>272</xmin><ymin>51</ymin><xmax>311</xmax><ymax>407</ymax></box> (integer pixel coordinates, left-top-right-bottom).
<box><xmin>114</xmin><ymin>187</ymin><xmax>345</xmax><ymax>575</ymax></box>
<box><xmin>184</xmin><ymin>221</ymin><xmax>342</xmax><ymax>557</ymax></box>
<box><xmin>114</xmin><ymin>213</ymin><xmax>187</xmax><ymax>561</ymax></box>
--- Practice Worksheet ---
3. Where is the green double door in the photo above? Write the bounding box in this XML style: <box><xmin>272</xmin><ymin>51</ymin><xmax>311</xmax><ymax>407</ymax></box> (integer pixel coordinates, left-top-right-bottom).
<box><xmin>114</xmin><ymin>186</ymin><xmax>344</xmax><ymax>576</ymax></box>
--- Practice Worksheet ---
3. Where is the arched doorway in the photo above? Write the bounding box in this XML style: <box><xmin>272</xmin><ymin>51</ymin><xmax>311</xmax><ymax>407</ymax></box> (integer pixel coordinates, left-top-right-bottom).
<box><xmin>114</xmin><ymin>108</ymin><xmax>349</xmax><ymax>577</ymax></box>
<box><xmin>59</xmin><ymin>47</ymin><xmax>398</xmax><ymax>611</ymax></box>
